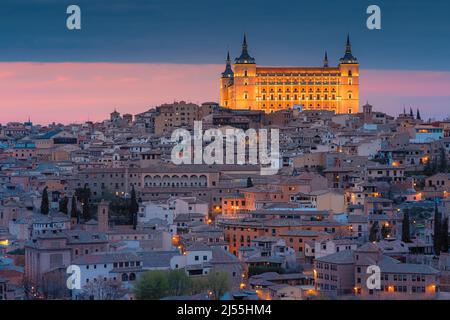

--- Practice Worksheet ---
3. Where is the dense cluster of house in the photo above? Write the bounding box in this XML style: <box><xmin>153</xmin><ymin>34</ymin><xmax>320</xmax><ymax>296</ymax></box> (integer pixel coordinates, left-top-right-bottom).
<box><xmin>0</xmin><ymin>101</ymin><xmax>449</xmax><ymax>300</ymax></box>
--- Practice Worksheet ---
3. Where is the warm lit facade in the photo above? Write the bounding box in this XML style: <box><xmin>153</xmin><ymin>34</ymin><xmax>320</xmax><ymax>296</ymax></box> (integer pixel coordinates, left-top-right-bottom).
<box><xmin>220</xmin><ymin>35</ymin><xmax>359</xmax><ymax>114</ymax></box>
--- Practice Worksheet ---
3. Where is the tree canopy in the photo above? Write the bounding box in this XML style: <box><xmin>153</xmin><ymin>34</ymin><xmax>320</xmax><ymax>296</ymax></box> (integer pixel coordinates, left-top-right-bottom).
<box><xmin>401</xmin><ymin>209</ymin><xmax>411</xmax><ymax>243</ymax></box>
<box><xmin>40</xmin><ymin>187</ymin><xmax>49</xmax><ymax>215</ymax></box>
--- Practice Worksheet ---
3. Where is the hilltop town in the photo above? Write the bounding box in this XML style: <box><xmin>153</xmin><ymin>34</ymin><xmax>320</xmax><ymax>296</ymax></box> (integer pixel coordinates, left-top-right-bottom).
<box><xmin>1</xmin><ymin>101</ymin><xmax>449</xmax><ymax>300</ymax></box>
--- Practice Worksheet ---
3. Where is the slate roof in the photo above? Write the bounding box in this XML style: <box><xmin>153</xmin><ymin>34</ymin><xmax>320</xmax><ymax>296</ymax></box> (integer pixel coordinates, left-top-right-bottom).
<box><xmin>72</xmin><ymin>252</ymin><xmax>141</xmax><ymax>265</ymax></box>
<box><xmin>138</xmin><ymin>251</ymin><xmax>179</xmax><ymax>269</ymax></box>
<box><xmin>315</xmin><ymin>249</ymin><xmax>355</xmax><ymax>264</ymax></box>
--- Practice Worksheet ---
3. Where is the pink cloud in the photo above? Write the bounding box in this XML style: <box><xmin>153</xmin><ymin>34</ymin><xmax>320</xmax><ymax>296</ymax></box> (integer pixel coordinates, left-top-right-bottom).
<box><xmin>361</xmin><ymin>69</ymin><xmax>450</xmax><ymax>96</ymax></box>
<box><xmin>0</xmin><ymin>63</ymin><xmax>449</xmax><ymax>125</ymax></box>
<box><xmin>0</xmin><ymin>62</ymin><xmax>222</xmax><ymax>124</ymax></box>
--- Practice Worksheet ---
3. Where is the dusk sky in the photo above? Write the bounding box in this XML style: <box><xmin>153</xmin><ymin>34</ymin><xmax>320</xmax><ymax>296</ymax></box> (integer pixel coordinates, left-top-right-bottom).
<box><xmin>0</xmin><ymin>0</ymin><xmax>449</xmax><ymax>124</ymax></box>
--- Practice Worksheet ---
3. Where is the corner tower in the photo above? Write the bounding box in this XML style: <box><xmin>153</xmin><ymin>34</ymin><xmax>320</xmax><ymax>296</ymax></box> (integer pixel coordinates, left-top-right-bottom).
<box><xmin>338</xmin><ymin>34</ymin><xmax>360</xmax><ymax>114</ymax></box>
<box><xmin>233</xmin><ymin>34</ymin><xmax>257</xmax><ymax>110</ymax></box>
<box><xmin>220</xmin><ymin>51</ymin><xmax>234</xmax><ymax>108</ymax></box>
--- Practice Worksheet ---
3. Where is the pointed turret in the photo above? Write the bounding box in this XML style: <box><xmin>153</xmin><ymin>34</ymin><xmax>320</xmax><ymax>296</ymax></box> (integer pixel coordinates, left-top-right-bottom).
<box><xmin>221</xmin><ymin>50</ymin><xmax>234</xmax><ymax>78</ymax></box>
<box><xmin>235</xmin><ymin>33</ymin><xmax>255</xmax><ymax>64</ymax></box>
<box><xmin>323</xmin><ymin>51</ymin><xmax>329</xmax><ymax>68</ymax></box>
<box><xmin>339</xmin><ymin>34</ymin><xmax>357</xmax><ymax>64</ymax></box>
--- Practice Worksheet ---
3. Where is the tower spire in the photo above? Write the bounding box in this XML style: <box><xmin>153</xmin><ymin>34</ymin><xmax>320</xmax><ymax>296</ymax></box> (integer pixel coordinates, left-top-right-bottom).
<box><xmin>235</xmin><ymin>33</ymin><xmax>255</xmax><ymax>64</ymax></box>
<box><xmin>221</xmin><ymin>50</ymin><xmax>234</xmax><ymax>78</ymax></box>
<box><xmin>340</xmin><ymin>33</ymin><xmax>357</xmax><ymax>64</ymax></box>
<box><xmin>344</xmin><ymin>33</ymin><xmax>353</xmax><ymax>57</ymax></box>
<box><xmin>323</xmin><ymin>50</ymin><xmax>329</xmax><ymax>68</ymax></box>
<box><xmin>241</xmin><ymin>33</ymin><xmax>248</xmax><ymax>56</ymax></box>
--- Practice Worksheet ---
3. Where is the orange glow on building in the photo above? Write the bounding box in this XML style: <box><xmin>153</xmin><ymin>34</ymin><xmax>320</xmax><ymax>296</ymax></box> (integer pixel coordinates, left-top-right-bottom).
<box><xmin>172</xmin><ymin>235</ymin><xmax>180</xmax><ymax>246</ymax></box>
<box><xmin>220</xmin><ymin>35</ymin><xmax>359</xmax><ymax>114</ymax></box>
<box><xmin>307</xmin><ymin>289</ymin><xmax>317</xmax><ymax>295</ymax></box>
<box><xmin>427</xmin><ymin>284</ymin><xmax>436</xmax><ymax>293</ymax></box>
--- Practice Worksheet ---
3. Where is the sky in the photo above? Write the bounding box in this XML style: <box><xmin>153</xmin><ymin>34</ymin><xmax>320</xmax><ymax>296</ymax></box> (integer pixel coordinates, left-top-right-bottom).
<box><xmin>0</xmin><ymin>0</ymin><xmax>449</xmax><ymax>124</ymax></box>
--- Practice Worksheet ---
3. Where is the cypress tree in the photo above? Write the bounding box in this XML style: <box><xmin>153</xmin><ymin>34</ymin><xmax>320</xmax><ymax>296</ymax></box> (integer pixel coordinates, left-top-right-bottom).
<box><xmin>409</xmin><ymin>107</ymin><xmax>414</xmax><ymax>118</ymax></box>
<box><xmin>40</xmin><ymin>187</ymin><xmax>50</xmax><ymax>215</ymax></box>
<box><xmin>130</xmin><ymin>185</ymin><xmax>139</xmax><ymax>230</ymax></box>
<box><xmin>369</xmin><ymin>221</ymin><xmax>379</xmax><ymax>242</ymax></box>
<box><xmin>82</xmin><ymin>185</ymin><xmax>91</xmax><ymax>221</ymax></box>
<box><xmin>70</xmin><ymin>195</ymin><xmax>78</xmax><ymax>220</ymax></box>
<box><xmin>424</xmin><ymin>158</ymin><xmax>433</xmax><ymax>176</ymax></box>
<box><xmin>401</xmin><ymin>209</ymin><xmax>411</xmax><ymax>243</ymax></box>
<box><xmin>439</xmin><ymin>147</ymin><xmax>447</xmax><ymax>173</ymax></box>
<box><xmin>433</xmin><ymin>203</ymin><xmax>441</xmax><ymax>255</ymax></box>
<box><xmin>416</xmin><ymin>109</ymin><xmax>421</xmax><ymax>120</ymax></box>
<box><xmin>59</xmin><ymin>196</ymin><xmax>68</xmax><ymax>214</ymax></box>
<box><xmin>441</xmin><ymin>217</ymin><xmax>449</xmax><ymax>253</ymax></box>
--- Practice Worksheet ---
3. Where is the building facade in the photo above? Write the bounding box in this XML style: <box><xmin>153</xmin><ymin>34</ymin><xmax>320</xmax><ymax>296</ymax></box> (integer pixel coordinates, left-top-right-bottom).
<box><xmin>220</xmin><ymin>35</ymin><xmax>359</xmax><ymax>114</ymax></box>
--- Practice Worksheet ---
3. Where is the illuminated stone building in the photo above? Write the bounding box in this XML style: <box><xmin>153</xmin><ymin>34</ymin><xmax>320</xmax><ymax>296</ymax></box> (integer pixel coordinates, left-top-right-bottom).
<box><xmin>220</xmin><ymin>35</ymin><xmax>359</xmax><ymax>114</ymax></box>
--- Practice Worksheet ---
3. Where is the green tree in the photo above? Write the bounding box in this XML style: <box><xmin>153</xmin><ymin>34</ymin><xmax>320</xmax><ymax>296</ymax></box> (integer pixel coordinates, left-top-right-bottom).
<box><xmin>129</xmin><ymin>185</ymin><xmax>139</xmax><ymax>230</ymax></box>
<box><xmin>246</xmin><ymin>177</ymin><xmax>254</xmax><ymax>188</ymax></box>
<box><xmin>369</xmin><ymin>221</ymin><xmax>379</xmax><ymax>242</ymax></box>
<box><xmin>70</xmin><ymin>195</ymin><xmax>78</xmax><ymax>221</ymax></box>
<box><xmin>416</xmin><ymin>109</ymin><xmax>421</xmax><ymax>120</ymax></box>
<box><xmin>401</xmin><ymin>209</ymin><xmax>411</xmax><ymax>243</ymax></box>
<box><xmin>409</xmin><ymin>107</ymin><xmax>414</xmax><ymax>118</ymax></box>
<box><xmin>134</xmin><ymin>270</ymin><xmax>169</xmax><ymax>300</ymax></box>
<box><xmin>40</xmin><ymin>187</ymin><xmax>49</xmax><ymax>215</ymax></box>
<box><xmin>190</xmin><ymin>276</ymin><xmax>209</xmax><ymax>295</ymax></box>
<box><xmin>59</xmin><ymin>196</ymin><xmax>68</xmax><ymax>214</ymax></box>
<box><xmin>77</xmin><ymin>185</ymin><xmax>91</xmax><ymax>221</ymax></box>
<box><xmin>402</xmin><ymin>209</ymin><xmax>411</xmax><ymax>242</ymax></box>
<box><xmin>441</xmin><ymin>217</ymin><xmax>449</xmax><ymax>253</ymax></box>
<box><xmin>207</xmin><ymin>271</ymin><xmax>231</xmax><ymax>300</ymax></box>
<box><xmin>433</xmin><ymin>203</ymin><xmax>442</xmax><ymax>255</ymax></box>
<box><xmin>167</xmin><ymin>270</ymin><xmax>192</xmax><ymax>296</ymax></box>
<box><xmin>439</xmin><ymin>147</ymin><xmax>448</xmax><ymax>173</ymax></box>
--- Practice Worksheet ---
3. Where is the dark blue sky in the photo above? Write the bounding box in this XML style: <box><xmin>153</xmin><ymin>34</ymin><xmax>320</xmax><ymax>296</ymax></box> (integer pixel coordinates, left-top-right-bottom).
<box><xmin>0</xmin><ymin>0</ymin><xmax>449</xmax><ymax>70</ymax></box>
